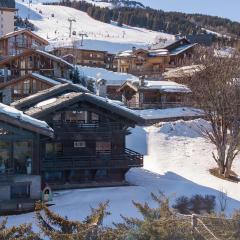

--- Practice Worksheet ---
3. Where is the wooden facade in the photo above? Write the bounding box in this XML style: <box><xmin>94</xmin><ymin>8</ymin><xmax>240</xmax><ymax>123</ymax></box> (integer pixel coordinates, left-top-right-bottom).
<box><xmin>0</xmin><ymin>49</ymin><xmax>73</xmax><ymax>83</ymax></box>
<box><xmin>12</xmin><ymin>84</ymin><xmax>143</xmax><ymax>187</ymax></box>
<box><xmin>52</xmin><ymin>47</ymin><xmax>116</xmax><ymax>70</ymax></box>
<box><xmin>117</xmin><ymin>79</ymin><xmax>191</xmax><ymax>109</ymax></box>
<box><xmin>116</xmin><ymin>38</ymin><xmax>197</xmax><ymax>77</ymax></box>
<box><xmin>116</xmin><ymin>48</ymin><xmax>170</xmax><ymax>77</ymax></box>
<box><xmin>0</xmin><ymin>73</ymin><xmax>62</xmax><ymax>104</ymax></box>
<box><xmin>0</xmin><ymin>29</ymin><xmax>49</xmax><ymax>57</ymax></box>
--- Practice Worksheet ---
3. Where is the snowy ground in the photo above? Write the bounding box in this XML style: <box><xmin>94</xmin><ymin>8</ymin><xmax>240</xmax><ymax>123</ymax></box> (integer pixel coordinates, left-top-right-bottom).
<box><xmin>5</xmin><ymin>119</ymin><xmax>240</xmax><ymax>231</ymax></box>
<box><xmin>16</xmin><ymin>0</ymin><xmax>175</xmax><ymax>53</ymax></box>
<box><xmin>136</xmin><ymin>107</ymin><xmax>204</xmax><ymax>120</ymax></box>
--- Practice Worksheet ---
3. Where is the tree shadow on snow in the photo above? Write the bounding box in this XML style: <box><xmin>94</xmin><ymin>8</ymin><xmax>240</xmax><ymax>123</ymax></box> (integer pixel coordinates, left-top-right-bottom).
<box><xmin>127</xmin><ymin>169</ymin><xmax>240</xmax><ymax>215</ymax></box>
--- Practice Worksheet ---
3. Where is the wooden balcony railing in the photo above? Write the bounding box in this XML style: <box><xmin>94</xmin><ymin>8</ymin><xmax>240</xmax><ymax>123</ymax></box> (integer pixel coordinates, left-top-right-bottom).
<box><xmin>52</xmin><ymin>121</ymin><xmax>124</xmax><ymax>133</ymax></box>
<box><xmin>42</xmin><ymin>148</ymin><xmax>143</xmax><ymax>171</ymax></box>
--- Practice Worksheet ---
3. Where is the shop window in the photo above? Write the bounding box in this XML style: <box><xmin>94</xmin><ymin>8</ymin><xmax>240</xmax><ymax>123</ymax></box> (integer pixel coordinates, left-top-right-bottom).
<box><xmin>11</xmin><ymin>183</ymin><xmax>30</xmax><ymax>199</ymax></box>
<box><xmin>13</xmin><ymin>141</ymin><xmax>32</xmax><ymax>174</ymax></box>
<box><xmin>0</xmin><ymin>141</ymin><xmax>10</xmax><ymax>172</ymax></box>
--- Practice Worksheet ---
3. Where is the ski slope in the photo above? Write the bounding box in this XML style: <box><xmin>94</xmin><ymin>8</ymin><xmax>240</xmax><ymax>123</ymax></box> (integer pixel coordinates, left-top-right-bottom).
<box><xmin>16</xmin><ymin>1</ymin><xmax>175</xmax><ymax>52</ymax></box>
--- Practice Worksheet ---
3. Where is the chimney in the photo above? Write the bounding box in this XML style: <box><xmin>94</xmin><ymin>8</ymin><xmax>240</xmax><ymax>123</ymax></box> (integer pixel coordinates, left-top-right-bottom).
<box><xmin>96</xmin><ymin>79</ymin><xmax>107</xmax><ymax>97</ymax></box>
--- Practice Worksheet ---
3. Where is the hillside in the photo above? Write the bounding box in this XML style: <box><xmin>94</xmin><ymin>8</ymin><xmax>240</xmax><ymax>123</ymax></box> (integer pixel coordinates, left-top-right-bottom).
<box><xmin>47</xmin><ymin>0</ymin><xmax>240</xmax><ymax>39</ymax></box>
<box><xmin>16</xmin><ymin>0</ymin><xmax>175</xmax><ymax>52</ymax></box>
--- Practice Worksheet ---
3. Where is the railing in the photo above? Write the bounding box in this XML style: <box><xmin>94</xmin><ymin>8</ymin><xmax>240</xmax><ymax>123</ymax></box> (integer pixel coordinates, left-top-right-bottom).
<box><xmin>42</xmin><ymin>148</ymin><xmax>143</xmax><ymax>171</ymax></box>
<box><xmin>52</xmin><ymin>121</ymin><xmax>124</xmax><ymax>133</ymax></box>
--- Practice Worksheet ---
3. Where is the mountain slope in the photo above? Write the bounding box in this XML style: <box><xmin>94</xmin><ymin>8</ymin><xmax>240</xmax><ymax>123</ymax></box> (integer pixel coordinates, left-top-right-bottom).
<box><xmin>16</xmin><ymin>0</ymin><xmax>175</xmax><ymax>52</ymax></box>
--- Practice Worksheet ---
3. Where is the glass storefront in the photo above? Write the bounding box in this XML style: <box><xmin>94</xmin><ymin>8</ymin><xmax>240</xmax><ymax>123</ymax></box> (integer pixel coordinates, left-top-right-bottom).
<box><xmin>13</xmin><ymin>141</ymin><xmax>33</xmax><ymax>174</ymax></box>
<box><xmin>0</xmin><ymin>141</ymin><xmax>11</xmax><ymax>173</ymax></box>
<box><xmin>0</xmin><ymin>141</ymin><xmax>33</xmax><ymax>174</ymax></box>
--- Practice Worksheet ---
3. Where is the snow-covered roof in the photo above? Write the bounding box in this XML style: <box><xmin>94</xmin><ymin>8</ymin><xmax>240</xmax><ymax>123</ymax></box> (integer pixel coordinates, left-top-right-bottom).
<box><xmin>78</xmin><ymin>65</ymin><xmax>138</xmax><ymax>86</ymax></box>
<box><xmin>35</xmin><ymin>50</ymin><xmax>73</xmax><ymax>68</ymax></box>
<box><xmin>136</xmin><ymin>107</ymin><xmax>204</xmax><ymax>120</ymax></box>
<box><xmin>0</xmin><ymin>103</ymin><xmax>53</xmax><ymax>137</ymax></box>
<box><xmin>11</xmin><ymin>83</ymin><xmax>89</xmax><ymax>110</ymax></box>
<box><xmin>117</xmin><ymin>50</ymin><xmax>134</xmax><ymax>57</ymax></box>
<box><xmin>0</xmin><ymin>29</ymin><xmax>49</xmax><ymax>45</ymax></box>
<box><xmin>31</xmin><ymin>73</ymin><xmax>61</xmax><ymax>85</ymax></box>
<box><xmin>139</xmin><ymin>80</ymin><xmax>191</xmax><ymax>93</ymax></box>
<box><xmin>148</xmin><ymin>49</ymin><xmax>169</xmax><ymax>57</ymax></box>
<box><xmin>23</xmin><ymin>91</ymin><xmax>143</xmax><ymax>124</ymax></box>
<box><xmin>169</xmin><ymin>43</ymin><xmax>197</xmax><ymax>56</ymax></box>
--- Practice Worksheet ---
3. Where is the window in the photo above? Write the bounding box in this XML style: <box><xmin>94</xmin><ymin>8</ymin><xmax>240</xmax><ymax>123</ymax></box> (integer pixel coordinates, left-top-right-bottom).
<box><xmin>45</xmin><ymin>142</ymin><xmax>63</xmax><ymax>157</ymax></box>
<box><xmin>96</xmin><ymin>142</ymin><xmax>111</xmax><ymax>152</ymax></box>
<box><xmin>91</xmin><ymin>113</ymin><xmax>99</xmax><ymax>123</ymax></box>
<box><xmin>53</xmin><ymin>112</ymin><xmax>61</xmax><ymax>121</ymax></box>
<box><xmin>65</xmin><ymin>111</ymin><xmax>87</xmax><ymax>123</ymax></box>
<box><xmin>11</xmin><ymin>183</ymin><xmax>30</xmax><ymax>199</ymax></box>
<box><xmin>23</xmin><ymin>80</ymin><xmax>30</xmax><ymax>94</ymax></box>
<box><xmin>0</xmin><ymin>141</ymin><xmax>10</xmax><ymax>172</ymax></box>
<box><xmin>13</xmin><ymin>141</ymin><xmax>32</xmax><ymax>174</ymax></box>
<box><xmin>74</xmin><ymin>141</ymin><xmax>86</xmax><ymax>148</ymax></box>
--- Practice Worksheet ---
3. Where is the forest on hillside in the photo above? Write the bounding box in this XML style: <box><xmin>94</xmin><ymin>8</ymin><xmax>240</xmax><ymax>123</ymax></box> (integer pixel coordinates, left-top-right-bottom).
<box><xmin>45</xmin><ymin>0</ymin><xmax>240</xmax><ymax>38</ymax></box>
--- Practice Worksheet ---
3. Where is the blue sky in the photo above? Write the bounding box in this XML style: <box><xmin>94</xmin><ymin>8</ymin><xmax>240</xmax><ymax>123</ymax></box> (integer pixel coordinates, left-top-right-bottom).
<box><xmin>138</xmin><ymin>0</ymin><xmax>240</xmax><ymax>22</ymax></box>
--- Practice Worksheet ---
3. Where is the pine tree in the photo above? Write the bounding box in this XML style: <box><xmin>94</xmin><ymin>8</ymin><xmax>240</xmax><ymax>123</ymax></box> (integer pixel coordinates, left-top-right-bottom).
<box><xmin>0</xmin><ymin>218</ymin><xmax>39</xmax><ymax>240</ymax></box>
<box><xmin>35</xmin><ymin>201</ymin><xmax>117</xmax><ymax>240</ymax></box>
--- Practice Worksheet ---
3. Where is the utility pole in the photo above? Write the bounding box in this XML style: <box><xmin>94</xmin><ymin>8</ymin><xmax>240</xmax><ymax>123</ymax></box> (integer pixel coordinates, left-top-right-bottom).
<box><xmin>79</xmin><ymin>33</ymin><xmax>88</xmax><ymax>46</ymax></box>
<box><xmin>68</xmin><ymin>18</ymin><xmax>76</xmax><ymax>38</ymax></box>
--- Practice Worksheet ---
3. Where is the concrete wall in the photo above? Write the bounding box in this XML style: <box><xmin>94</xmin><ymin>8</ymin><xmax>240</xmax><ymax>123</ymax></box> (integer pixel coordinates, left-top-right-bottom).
<box><xmin>0</xmin><ymin>10</ymin><xmax>15</xmax><ymax>36</ymax></box>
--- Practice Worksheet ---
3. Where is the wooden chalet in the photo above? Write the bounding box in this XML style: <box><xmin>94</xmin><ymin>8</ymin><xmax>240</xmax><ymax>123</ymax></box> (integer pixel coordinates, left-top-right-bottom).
<box><xmin>0</xmin><ymin>49</ymin><xmax>74</xmax><ymax>83</ymax></box>
<box><xmin>0</xmin><ymin>103</ymin><xmax>53</xmax><ymax>210</ymax></box>
<box><xmin>116</xmin><ymin>38</ymin><xmax>197</xmax><ymax>77</ymax></box>
<box><xmin>52</xmin><ymin>47</ymin><xmax>116</xmax><ymax>70</ymax></box>
<box><xmin>0</xmin><ymin>29</ymin><xmax>49</xmax><ymax>57</ymax></box>
<box><xmin>163</xmin><ymin>38</ymin><xmax>197</xmax><ymax>66</ymax></box>
<box><xmin>0</xmin><ymin>73</ymin><xmax>73</xmax><ymax>104</ymax></box>
<box><xmin>117</xmin><ymin>77</ymin><xmax>191</xmax><ymax>109</ymax></box>
<box><xmin>12</xmin><ymin>84</ymin><xmax>143</xmax><ymax>187</ymax></box>
<box><xmin>115</xmin><ymin>47</ymin><xmax>170</xmax><ymax>77</ymax></box>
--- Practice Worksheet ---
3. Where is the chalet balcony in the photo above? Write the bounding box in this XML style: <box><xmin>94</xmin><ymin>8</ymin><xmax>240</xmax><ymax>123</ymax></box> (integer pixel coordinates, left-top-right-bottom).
<box><xmin>42</xmin><ymin>148</ymin><xmax>143</xmax><ymax>171</ymax></box>
<box><xmin>52</xmin><ymin>121</ymin><xmax>126</xmax><ymax>134</ymax></box>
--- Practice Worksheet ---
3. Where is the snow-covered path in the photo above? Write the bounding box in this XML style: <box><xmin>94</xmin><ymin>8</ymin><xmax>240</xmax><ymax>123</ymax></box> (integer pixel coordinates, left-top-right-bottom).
<box><xmin>5</xmin><ymin>119</ymin><xmax>240</xmax><ymax>231</ymax></box>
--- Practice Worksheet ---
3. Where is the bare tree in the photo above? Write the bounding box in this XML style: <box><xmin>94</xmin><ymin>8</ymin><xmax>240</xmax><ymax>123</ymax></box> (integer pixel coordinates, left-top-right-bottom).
<box><xmin>187</xmin><ymin>46</ymin><xmax>240</xmax><ymax>178</ymax></box>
